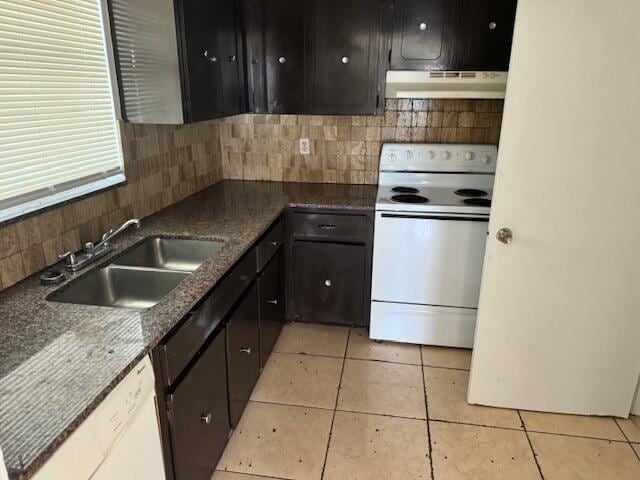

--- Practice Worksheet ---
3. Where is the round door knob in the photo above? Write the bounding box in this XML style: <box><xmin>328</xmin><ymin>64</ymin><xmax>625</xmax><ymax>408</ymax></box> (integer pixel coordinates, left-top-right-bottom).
<box><xmin>324</xmin><ymin>279</ymin><xmax>332</xmax><ymax>287</ymax></box>
<box><xmin>341</xmin><ymin>56</ymin><xmax>349</xmax><ymax>64</ymax></box>
<box><xmin>488</xmin><ymin>21</ymin><xmax>497</xmax><ymax>30</ymax></box>
<box><xmin>496</xmin><ymin>228</ymin><xmax>513</xmax><ymax>244</ymax></box>
<box><xmin>202</xmin><ymin>50</ymin><xmax>218</xmax><ymax>62</ymax></box>
<box><xmin>278</xmin><ymin>56</ymin><xmax>286</xmax><ymax>64</ymax></box>
<box><xmin>442</xmin><ymin>151</ymin><xmax>451</xmax><ymax>160</ymax></box>
<box><xmin>464</xmin><ymin>151</ymin><xmax>475</xmax><ymax>161</ymax></box>
<box><xmin>200</xmin><ymin>413</ymin><xmax>213</xmax><ymax>425</ymax></box>
<box><xmin>419</xmin><ymin>22</ymin><xmax>427</xmax><ymax>31</ymax></box>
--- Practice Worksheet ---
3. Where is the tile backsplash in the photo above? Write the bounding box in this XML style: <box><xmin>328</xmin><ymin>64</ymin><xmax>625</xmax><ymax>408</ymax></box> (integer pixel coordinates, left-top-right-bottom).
<box><xmin>0</xmin><ymin>121</ymin><xmax>223</xmax><ymax>290</ymax></box>
<box><xmin>219</xmin><ymin>98</ymin><xmax>503</xmax><ymax>185</ymax></box>
<box><xmin>0</xmin><ymin>98</ymin><xmax>503</xmax><ymax>290</ymax></box>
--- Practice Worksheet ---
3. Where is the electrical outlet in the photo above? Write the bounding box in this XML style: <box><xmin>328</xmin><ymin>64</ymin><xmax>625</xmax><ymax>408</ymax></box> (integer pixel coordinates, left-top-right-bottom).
<box><xmin>299</xmin><ymin>138</ymin><xmax>310</xmax><ymax>155</ymax></box>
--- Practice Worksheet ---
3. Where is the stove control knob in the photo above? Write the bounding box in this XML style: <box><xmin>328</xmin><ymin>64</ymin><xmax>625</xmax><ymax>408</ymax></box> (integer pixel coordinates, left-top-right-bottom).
<box><xmin>480</xmin><ymin>155</ymin><xmax>492</xmax><ymax>165</ymax></box>
<box><xmin>441</xmin><ymin>150</ymin><xmax>451</xmax><ymax>160</ymax></box>
<box><xmin>405</xmin><ymin>150</ymin><xmax>414</xmax><ymax>159</ymax></box>
<box><xmin>464</xmin><ymin>151</ymin><xmax>475</xmax><ymax>161</ymax></box>
<box><xmin>388</xmin><ymin>152</ymin><xmax>397</xmax><ymax>163</ymax></box>
<box><xmin>427</xmin><ymin>150</ymin><xmax>436</xmax><ymax>160</ymax></box>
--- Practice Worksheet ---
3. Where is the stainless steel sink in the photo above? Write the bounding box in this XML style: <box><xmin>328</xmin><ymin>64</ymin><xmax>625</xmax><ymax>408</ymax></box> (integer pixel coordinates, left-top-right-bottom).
<box><xmin>48</xmin><ymin>266</ymin><xmax>189</xmax><ymax>309</ymax></box>
<box><xmin>48</xmin><ymin>237</ymin><xmax>224</xmax><ymax>309</ymax></box>
<box><xmin>111</xmin><ymin>237</ymin><xmax>224</xmax><ymax>272</ymax></box>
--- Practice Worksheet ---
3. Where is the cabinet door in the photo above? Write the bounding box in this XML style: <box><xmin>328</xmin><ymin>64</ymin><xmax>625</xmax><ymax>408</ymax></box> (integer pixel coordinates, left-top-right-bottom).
<box><xmin>291</xmin><ymin>242</ymin><xmax>365</xmax><ymax>326</ymax></box>
<box><xmin>310</xmin><ymin>0</ymin><xmax>383</xmax><ymax>114</ymax></box>
<box><xmin>258</xmin><ymin>250</ymin><xmax>285</xmax><ymax>367</ymax></box>
<box><xmin>219</xmin><ymin>0</ymin><xmax>246</xmax><ymax>115</ymax></box>
<box><xmin>169</xmin><ymin>330</ymin><xmax>230</xmax><ymax>480</ymax></box>
<box><xmin>226</xmin><ymin>283</ymin><xmax>261</xmax><ymax>427</ymax></box>
<box><xmin>455</xmin><ymin>0</ymin><xmax>517</xmax><ymax>70</ymax></box>
<box><xmin>178</xmin><ymin>0</ymin><xmax>225</xmax><ymax>121</ymax></box>
<box><xmin>390</xmin><ymin>0</ymin><xmax>459</xmax><ymax>70</ymax></box>
<box><xmin>262</xmin><ymin>0</ymin><xmax>308</xmax><ymax>113</ymax></box>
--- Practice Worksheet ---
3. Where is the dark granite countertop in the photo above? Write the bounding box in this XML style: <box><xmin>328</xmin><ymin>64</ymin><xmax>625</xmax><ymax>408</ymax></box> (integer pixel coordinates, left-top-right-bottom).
<box><xmin>0</xmin><ymin>180</ymin><xmax>376</xmax><ymax>479</ymax></box>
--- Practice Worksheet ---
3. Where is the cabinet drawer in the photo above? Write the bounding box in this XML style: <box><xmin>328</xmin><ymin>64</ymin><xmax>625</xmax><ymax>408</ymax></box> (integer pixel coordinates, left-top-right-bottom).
<box><xmin>258</xmin><ymin>250</ymin><xmax>285</xmax><ymax>367</ymax></box>
<box><xmin>256</xmin><ymin>217</ymin><xmax>284</xmax><ymax>272</ymax></box>
<box><xmin>226</xmin><ymin>282</ymin><xmax>261</xmax><ymax>427</ymax></box>
<box><xmin>169</xmin><ymin>329</ymin><xmax>230</xmax><ymax>480</ymax></box>
<box><xmin>290</xmin><ymin>212</ymin><xmax>367</xmax><ymax>243</ymax></box>
<box><xmin>291</xmin><ymin>241</ymin><xmax>365</xmax><ymax>325</ymax></box>
<box><xmin>161</xmin><ymin>251</ymin><xmax>256</xmax><ymax>385</ymax></box>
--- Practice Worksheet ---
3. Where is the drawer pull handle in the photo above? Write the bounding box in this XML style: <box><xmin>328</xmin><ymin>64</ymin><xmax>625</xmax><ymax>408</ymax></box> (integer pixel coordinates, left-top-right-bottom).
<box><xmin>324</xmin><ymin>279</ymin><xmax>332</xmax><ymax>287</ymax></box>
<box><xmin>267</xmin><ymin>299</ymin><xmax>279</xmax><ymax>305</ymax></box>
<box><xmin>240</xmin><ymin>347</ymin><xmax>252</xmax><ymax>354</ymax></box>
<box><xmin>318</xmin><ymin>224</ymin><xmax>336</xmax><ymax>230</ymax></box>
<box><xmin>269</xmin><ymin>241</ymin><xmax>278</xmax><ymax>246</ymax></box>
<box><xmin>200</xmin><ymin>413</ymin><xmax>213</xmax><ymax>425</ymax></box>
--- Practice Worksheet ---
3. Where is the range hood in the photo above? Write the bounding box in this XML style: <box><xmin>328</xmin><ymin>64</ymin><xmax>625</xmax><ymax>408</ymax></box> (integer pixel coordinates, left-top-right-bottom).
<box><xmin>385</xmin><ymin>71</ymin><xmax>507</xmax><ymax>99</ymax></box>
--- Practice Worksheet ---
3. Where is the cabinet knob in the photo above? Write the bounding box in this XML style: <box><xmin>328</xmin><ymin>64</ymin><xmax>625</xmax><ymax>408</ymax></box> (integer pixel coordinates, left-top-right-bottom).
<box><xmin>341</xmin><ymin>56</ymin><xmax>349</xmax><ymax>64</ymax></box>
<box><xmin>488</xmin><ymin>21</ymin><xmax>497</xmax><ymax>30</ymax></box>
<box><xmin>200</xmin><ymin>413</ymin><xmax>213</xmax><ymax>425</ymax></box>
<box><xmin>269</xmin><ymin>241</ymin><xmax>278</xmax><ymax>247</ymax></box>
<box><xmin>240</xmin><ymin>347</ymin><xmax>252</xmax><ymax>354</ymax></box>
<box><xmin>419</xmin><ymin>22</ymin><xmax>427</xmax><ymax>31</ymax></box>
<box><xmin>202</xmin><ymin>50</ymin><xmax>218</xmax><ymax>62</ymax></box>
<box><xmin>278</xmin><ymin>56</ymin><xmax>286</xmax><ymax>64</ymax></box>
<box><xmin>267</xmin><ymin>299</ymin><xmax>279</xmax><ymax>305</ymax></box>
<box><xmin>229</xmin><ymin>55</ymin><xmax>237</xmax><ymax>62</ymax></box>
<box><xmin>324</xmin><ymin>279</ymin><xmax>332</xmax><ymax>287</ymax></box>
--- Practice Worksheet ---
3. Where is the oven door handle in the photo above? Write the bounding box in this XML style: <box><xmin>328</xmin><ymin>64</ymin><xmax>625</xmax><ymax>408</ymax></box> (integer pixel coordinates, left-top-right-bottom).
<box><xmin>380</xmin><ymin>213</ymin><xmax>489</xmax><ymax>222</ymax></box>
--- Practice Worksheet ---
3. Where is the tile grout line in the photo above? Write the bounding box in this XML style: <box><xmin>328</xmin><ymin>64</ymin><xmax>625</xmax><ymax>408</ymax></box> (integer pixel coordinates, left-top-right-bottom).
<box><xmin>219</xmin><ymin>469</ymin><xmax>293</xmax><ymax>480</ymax></box>
<box><xmin>274</xmin><ymin>348</ymin><xmax>472</xmax><ymax>372</ymax></box>
<box><xmin>613</xmin><ymin>417</ymin><xmax>640</xmax><ymax>461</ymax></box>
<box><xmin>517</xmin><ymin>410</ymin><xmax>546</xmax><ymax>480</ymax></box>
<box><xmin>318</xmin><ymin>327</ymin><xmax>351</xmax><ymax>480</ymax></box>
<box><xmin>420</xmin><ymin>347</ymin><xmax>436</xmax><ymax>480</ymax></box>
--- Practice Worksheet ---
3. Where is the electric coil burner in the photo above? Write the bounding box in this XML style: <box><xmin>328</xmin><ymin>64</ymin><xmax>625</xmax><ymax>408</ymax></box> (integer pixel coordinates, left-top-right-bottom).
<box><xmin>372</xmin><ymin>143</ymin><xmax>498</xmax><ymax>348</ymax></box>
<box><xmin>455</xmin><ymin>188</ymin><xmax>488</xmax><ymax>197</ymax></box>
<box><xmin>463</xmin><ymin>198</ymin><xmax>492</xmax><ymax>207</ymax></box>
<box><xmin>391</xmin><ymin>186</ymin><xmax>419</xmax><ymax>194</ymax></box>
<box><xmin>391</xmin><ymin>194</ymin><xmax>429</xmax><ymax>204</ymax></box>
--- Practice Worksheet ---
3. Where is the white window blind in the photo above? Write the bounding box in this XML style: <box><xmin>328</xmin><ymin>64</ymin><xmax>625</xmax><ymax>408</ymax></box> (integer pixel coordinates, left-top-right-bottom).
<box><xmin>0</xmin><ymin>0</ymin><xmax>124</xmax><ymax>222</ymax></box>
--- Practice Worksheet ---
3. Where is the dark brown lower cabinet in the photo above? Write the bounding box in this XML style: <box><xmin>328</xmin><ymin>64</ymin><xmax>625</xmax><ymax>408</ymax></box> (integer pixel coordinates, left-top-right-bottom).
<box><xmin>291</xmin><ymin>241</ymin><xmax>366</xmax><ymax>325</ymax></box>
<box><xmin>258</xmin><ymin>249</ymin><xmax>285</xmax><ymax>367</ymax></box>
<box><xmin>168</xmin><ymin>329</ymin><xmax>230</xmax><ymax>480</ymax></box>
<box><xmin>226</xmin><ymin>282</ymin><xmax>261</xmax><ymax>427</ymax></box>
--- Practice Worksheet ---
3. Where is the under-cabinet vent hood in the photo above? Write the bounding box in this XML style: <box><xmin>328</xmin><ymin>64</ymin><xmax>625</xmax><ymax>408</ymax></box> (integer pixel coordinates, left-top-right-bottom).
<box><xmin>385</xmin><ymin>71</ymin><xmax>507</xmax><ymax>99</ymax></box>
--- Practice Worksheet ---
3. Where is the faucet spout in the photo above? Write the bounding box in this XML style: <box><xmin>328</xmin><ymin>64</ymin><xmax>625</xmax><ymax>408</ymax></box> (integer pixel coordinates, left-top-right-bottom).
<box><xmin>100</xmin><ymin>218</ymin><xmax>141</xmax><ymax>246</ymax></box>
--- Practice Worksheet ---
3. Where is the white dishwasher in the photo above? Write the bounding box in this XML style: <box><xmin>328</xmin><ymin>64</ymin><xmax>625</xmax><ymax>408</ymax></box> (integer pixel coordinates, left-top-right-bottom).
<box><xmin>32</xmin><ymin>356</ymin><xmax>166</xmax><ymax>480</ymax></box>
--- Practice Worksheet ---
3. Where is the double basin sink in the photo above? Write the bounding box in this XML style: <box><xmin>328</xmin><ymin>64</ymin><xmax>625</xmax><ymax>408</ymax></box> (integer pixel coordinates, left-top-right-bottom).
<box><xmin>48</xmin><ymin>237</ymin><xmax>224</xmax><ymax>309</ymax></box>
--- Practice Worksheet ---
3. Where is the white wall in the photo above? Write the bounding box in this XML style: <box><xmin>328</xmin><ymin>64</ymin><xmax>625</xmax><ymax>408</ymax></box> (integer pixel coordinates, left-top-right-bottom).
<box><xmin>633</xmin><ymin>378</ymin><xmax>640</xmax><ymax>415</ymax></box>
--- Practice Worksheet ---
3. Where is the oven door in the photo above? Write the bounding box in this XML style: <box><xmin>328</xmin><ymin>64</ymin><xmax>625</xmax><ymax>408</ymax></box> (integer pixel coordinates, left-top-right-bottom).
<box><xmin>371</xmin><ymin>211</ymin><xmax>489</xmax><ymax>308</ymax></box>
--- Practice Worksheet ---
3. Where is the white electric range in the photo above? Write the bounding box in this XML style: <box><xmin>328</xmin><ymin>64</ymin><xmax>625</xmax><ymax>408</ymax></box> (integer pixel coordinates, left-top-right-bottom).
<box><xmin>370</xmin><ymin>143</ymin><xmax>498</xmax><ymax>348</ymax></box>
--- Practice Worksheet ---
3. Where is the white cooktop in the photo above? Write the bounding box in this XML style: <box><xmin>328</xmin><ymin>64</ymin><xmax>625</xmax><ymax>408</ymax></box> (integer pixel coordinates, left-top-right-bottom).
<box><xmin>376</xmin><ymin>144</ymin><xmax>498</xmax><ymax>214</ymax></box>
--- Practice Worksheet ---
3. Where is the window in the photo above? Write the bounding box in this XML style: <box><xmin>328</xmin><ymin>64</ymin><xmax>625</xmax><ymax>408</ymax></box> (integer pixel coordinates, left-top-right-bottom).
<box><xmin>0</xmin><ymin>0</ymin><xmax>124</xmax><ymax>222</ymax></box>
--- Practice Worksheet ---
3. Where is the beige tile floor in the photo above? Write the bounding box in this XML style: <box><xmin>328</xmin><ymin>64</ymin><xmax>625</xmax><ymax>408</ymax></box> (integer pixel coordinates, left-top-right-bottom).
<box><xmin>214</xmin><ymin>324</ymin><xmax>640</xmax><ymax>480</ymax></box>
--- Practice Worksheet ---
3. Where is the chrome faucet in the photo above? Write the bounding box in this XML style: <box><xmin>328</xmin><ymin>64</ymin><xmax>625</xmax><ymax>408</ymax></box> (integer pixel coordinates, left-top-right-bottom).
<box><xmin>59</xmin><ymin>219</ymin><xmax>141</xmax><ymax>272</ymax></box>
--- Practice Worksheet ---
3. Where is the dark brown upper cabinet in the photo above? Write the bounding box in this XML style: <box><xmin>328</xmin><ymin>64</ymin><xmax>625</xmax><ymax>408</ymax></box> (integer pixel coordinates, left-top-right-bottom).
<box><xmin>390</xmin><ymin>0</ymin><xmax>517</xmax><ymax>71</ymax></box>
<box><xmin>390</xmin><ymin>0</ymin><xmax>458</xmax><ymax>70</ymax></box>
<box><xmin>456</xmin><ymin>0</ymin><xmax>517</xmax><ymax>70</ymax></box>
<box><xmin>176</xmin><ymin>0</ymin><xmax>247</xmax><ymax>121</ymax></box>
<box><xmin>244</xmin><ymin>0</ymin><xmax>309</xmax><ymax>113</ymax></box>
<box><xmin>310</xmin><ymin>0</ymin><xmax>385</xmax><ymax>114</ymax></box>
<box><xmin>244</xmin><ymin>0</ymin><xmax>386</xmax><ymax>115</ymax></box>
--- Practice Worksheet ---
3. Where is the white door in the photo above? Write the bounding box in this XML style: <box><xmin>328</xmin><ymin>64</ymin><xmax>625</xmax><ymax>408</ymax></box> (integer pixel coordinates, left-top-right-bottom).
<box><xmin>468</xmin><ymin>0</ymin><xmax>640</xmax><ymax>417</ymax></box>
